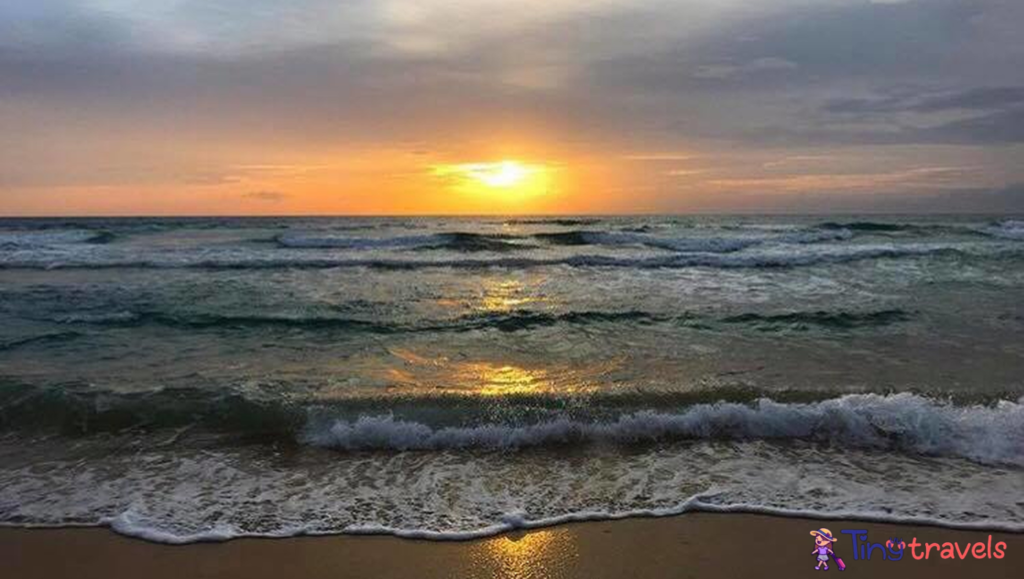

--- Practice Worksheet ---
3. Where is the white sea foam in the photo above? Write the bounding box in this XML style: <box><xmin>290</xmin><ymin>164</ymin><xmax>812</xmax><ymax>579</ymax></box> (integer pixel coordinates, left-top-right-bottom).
<box><xmin>1</xmin><ymin>241</ymin><xmax>1006</xmax><ymax>270</ymax></box>
<box><xmin>578</xmin><ymin>231</ymin><xmax>761</xmax><ymax>253</ymax></box>
<box><xmin>777</xmin><ymin>228</ymin><xmax>855</xmax><ymax>243</ymax></box>
<box><xmin>0</xmin><ymin>230</ymin><xmax>108</xmax><ymax>248</ymax></box>
<box><xmin>580</xmin><ymin>228</ymin><xmax>852</xmax><ymax>253</ymax></box>
<box><xmin>3</xmin><ymin>429</ymin><xmax>1021</xmax><ymax>544</ymax></box>
<box><xmin>979</xmin><ymin>220</ymin><xmax>1024</xmax><ymax>240</ymax></box>
<box><xmin>276</xmin><ymin>232</ymin><xmax>443</xmax><ymax>249</ymax></box>
<box><xmin>304</xmin><ymin>393</ymin><xmax>1024</xmax><ymax>466</ymax></box>
<box><xmin>2</xmin><ymin>217</ymin><xmax>1023</xmax><ymax>546</ymax></box>
<box><xmin>54</xmin><ymin>311</ymin><xmax>139</xmax><ymax>324</ymax></box>
<box><xmin>273</xmin><ymin>227</ymin><xmax>852</xmax><ymax>255</ymax></box>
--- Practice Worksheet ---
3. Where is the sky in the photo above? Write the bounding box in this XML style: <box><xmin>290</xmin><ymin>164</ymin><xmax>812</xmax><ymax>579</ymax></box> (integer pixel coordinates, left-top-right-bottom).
<box><xmin>2</xmin><ymin>0</ymin><xmax>1024</xmax><ymax>215</ymax></box>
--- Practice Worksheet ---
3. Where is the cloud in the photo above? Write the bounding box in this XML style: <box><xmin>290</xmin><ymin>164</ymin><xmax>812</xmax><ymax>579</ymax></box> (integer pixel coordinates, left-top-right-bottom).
<box><xmin>761</xmin><ymin>155</ymin><xmax>835</xmax><ymax>169</ymax></box>
<box><xmin>692</xmin><ymin>57</ymin><xmax>798</xmax><ymax>80</ymax></box>
<box><xmin>621</xmin><ymin>153</ymin><xmax>696</xmax><ymax>161</ymax></box>
<box><xmin>243</xmin><ymin>190</ymin><xmax>289</xmax><ymax>202</ymax></box>
<box><xmin>1</xmin><ymin>0</ymin><xmax>1023</xmax><ymax>213</ymax></box>
<box><xmin>780</xmin><ymin>182</ymin><xmax>1024</xmax><ymax>213</ymax></box>
<box><xmin>825</xmin><ymin>86</ymin><xmax>1024</xmax><ymax>114</ymax></box>
<box><xmin>916</xmin><ymin>107</ymin><xmax>1024</xmax><ymax>144</ymax></box>
<box><xmin>755</xmin><ymin>106</ymin><xmax>1024</xmax><ymax>145</ymax></box>
<box><xmin>663</xmin><ymin>182</ymin><xmax>1024</xmax><ymax>214</ymax></box>
<box><xmin>705</xmin><ymin>166</ymin><xmax>983</xmax><ymax>193</ymax></box>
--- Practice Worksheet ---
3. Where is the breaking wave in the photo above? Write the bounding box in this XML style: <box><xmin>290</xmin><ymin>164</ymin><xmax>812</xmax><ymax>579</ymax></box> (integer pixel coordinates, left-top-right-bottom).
<box><xmin>275</xmin><ymin>233</ymin><xmax>445</xmax><ymax>250</ymax></box>
<box><xmin>306</xmin><ymin>393</ymin><xmax>1024</xmax><ymax>466</ymax></box>
<box><xmin>276</xmin><ymin>226</ymin><xmax>856</xmax><ymax>254</ymax></box>
<box><xmin>0</xmin><ymin>230</ymin><xmax>116</xmax><ymax>249</ymax></box>
<box><xmin>2</xmin><ymin>379</ymin><xmax>1020</xmax><ymax>467</ymax></box>
<box><xmin>0</xmin><ymin>242</ymin><xmax>998</xmax><ymax>270</ymax></box>
<box><xmin>47</xmin><ymin>307</ymin><xmax>909</xmax><ymax>335</ymax></box>
<box><xmin>980</xmin><ymin>219</ymin><xmax>1024</xmax><ymax>240</ymax></box>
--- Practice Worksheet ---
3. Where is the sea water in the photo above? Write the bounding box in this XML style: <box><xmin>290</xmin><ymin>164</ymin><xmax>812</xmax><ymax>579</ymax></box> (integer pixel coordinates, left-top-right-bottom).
<box><xmin>1</xmin><ymin>215</ymin><xmax>1022</xmax><ymax>541</ymax></box>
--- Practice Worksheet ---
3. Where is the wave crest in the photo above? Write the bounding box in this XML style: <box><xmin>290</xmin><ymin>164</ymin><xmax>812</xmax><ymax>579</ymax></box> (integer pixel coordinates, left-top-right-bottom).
<box><xmin>276</xmin><ymin>227</ymin><xmax>856</xmax><ymax>255</ymax></box>
<box><xmin>50</xmin><ymin>307</ymin><xmax>907</xmax><ymax>334</ymax></box>
<box><xmin>721</xmin><ymin>309</ymin><xmax>910</xmax><ymax>330</ymax></box>
<box><xmin>304</xmin><ymin>393</ymin><xmax>1024</xmax><ymax>466</ymax></box>
<box><xmin>0</xmin><ymin>230</ymin><xmax>115</xmax><ymax>249</ymax></box>
<box><xmin>980</xmin><ymin>219</ymin><xmax>1024</xmax><ymax>240</ymax></box>
<box><xmin>1</xmin><ymin>242</ymin><xmax>992</xmax><ymax>270</ymax></box>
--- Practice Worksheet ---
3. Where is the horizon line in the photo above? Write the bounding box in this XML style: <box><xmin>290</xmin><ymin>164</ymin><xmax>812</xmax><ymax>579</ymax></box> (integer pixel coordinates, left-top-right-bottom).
<box><xmin>2</xmin><ymin>211</ymin><xmax>1023</xmax><ymax>219</ymax></box>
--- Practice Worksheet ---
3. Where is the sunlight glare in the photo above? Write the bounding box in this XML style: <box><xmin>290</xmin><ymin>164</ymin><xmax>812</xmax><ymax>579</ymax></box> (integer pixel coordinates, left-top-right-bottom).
<box><xmin>432</xmin><ymin>160</ymin><xmax>551</xmax><ymax>198</ymax></box>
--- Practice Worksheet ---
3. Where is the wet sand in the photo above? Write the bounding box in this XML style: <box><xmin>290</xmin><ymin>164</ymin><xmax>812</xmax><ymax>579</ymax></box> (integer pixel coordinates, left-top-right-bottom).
<box><xmin>2</xmin><ymin>513</ymin><xmax>1020</xmax><ymax>579</ymax></box>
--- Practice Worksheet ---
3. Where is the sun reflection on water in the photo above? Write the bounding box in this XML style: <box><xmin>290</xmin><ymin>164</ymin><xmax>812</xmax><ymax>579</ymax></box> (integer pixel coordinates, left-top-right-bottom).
<box><xmin>436</xmin><ymin>276</ymin><xmax>550</xmax><ymax>313</ymax></box>
<box><xmin>374</xmin><ymin>275</ymin><xmax>622</xmax><ymax>397</ymax></box>
<box><xmin>461</xmin><ymin>363</ymin><xmax>551</xmax><ymax>396</ymax></box>
<box><xmin>479</xmin><ymin>279</ymin><xmax>544</xmax><ymax>312</ymax></box>
<box><xmin>384</xmin><ymin>348</ymin><xmax>614</xmax><ymax>396</ymax></box>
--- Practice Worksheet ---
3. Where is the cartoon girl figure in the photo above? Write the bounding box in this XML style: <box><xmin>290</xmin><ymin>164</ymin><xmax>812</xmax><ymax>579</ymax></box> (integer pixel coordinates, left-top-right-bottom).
<box><xmin>811</xmin><ymin>528</ymin><xmax>838</xmax><ymax>570</ymax></box>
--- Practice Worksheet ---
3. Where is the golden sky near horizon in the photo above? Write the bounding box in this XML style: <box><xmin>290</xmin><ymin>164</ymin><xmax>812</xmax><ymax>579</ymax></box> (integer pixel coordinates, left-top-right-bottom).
<box><xmin>1</xmin><ymin>0</ymin><xmax>1023</xmax><ymax>215</ymax></box>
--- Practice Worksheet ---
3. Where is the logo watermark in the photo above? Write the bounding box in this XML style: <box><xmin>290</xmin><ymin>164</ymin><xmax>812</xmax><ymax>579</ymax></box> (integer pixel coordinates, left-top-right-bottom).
<box><xmin>808</xmin><ymin>528</ymin><xmax>1008</xmax><ymax>570</ymax></box>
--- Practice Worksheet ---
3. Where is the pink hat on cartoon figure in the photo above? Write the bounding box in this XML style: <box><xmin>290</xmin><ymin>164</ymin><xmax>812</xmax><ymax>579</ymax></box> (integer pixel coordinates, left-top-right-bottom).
<box><xmin>810</xmin><ymin>528</ymin><xmax>838</xmax><ymax>542</ymax></box>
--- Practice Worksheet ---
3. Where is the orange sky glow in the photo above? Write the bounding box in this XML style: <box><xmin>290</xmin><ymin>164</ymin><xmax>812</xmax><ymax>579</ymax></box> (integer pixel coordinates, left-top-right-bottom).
<box><xmin>2</xmin><ymin>1</ymin><xmax>1022</xmax><ymax>215</ymax></box>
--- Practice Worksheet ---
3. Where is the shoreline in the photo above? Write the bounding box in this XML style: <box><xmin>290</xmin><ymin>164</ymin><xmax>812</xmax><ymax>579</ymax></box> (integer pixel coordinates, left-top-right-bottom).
<box><xmin>6</xmin><ymin>504</ymin><xmax>1024</xmax><ymax>543</ymax></box>
<box><xmin>2</xmin><ymin>513</ymin><xmax>1020</xmax><ymax>579</ymax></box>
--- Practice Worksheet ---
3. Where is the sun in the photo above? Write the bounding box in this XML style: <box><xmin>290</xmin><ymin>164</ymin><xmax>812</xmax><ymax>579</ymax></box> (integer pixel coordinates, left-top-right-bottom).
<box><xmin>462</xmin><ymin>161</ymin><xmax>533</xmax><ymax>188</ymax></box>
<box><xmin>432</xmin><ymin>160</ymin><xmax>550</xmax><ymax>196</ymax></box>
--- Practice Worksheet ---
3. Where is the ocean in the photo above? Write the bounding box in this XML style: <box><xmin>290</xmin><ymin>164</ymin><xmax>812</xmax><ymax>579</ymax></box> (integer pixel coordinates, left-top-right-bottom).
<box><xmin>0</xmin><ymin>215</ymin><xmax>1022</xmax><ymax>542</ymax></box>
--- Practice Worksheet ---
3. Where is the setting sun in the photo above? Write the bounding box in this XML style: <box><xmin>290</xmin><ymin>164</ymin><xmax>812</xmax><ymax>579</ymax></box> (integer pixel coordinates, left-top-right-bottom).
<box><xmin>431</xmin><ymin>160</ymin><xmax>554</xmax><ymax>203</ymax></box>
<box><xmin>463</xmin><ymin>161</ymin><xmax>533</xmax><ymax>188</ymax></box>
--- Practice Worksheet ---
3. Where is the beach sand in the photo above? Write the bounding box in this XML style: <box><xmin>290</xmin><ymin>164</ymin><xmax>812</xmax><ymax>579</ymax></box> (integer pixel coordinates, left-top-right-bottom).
<box><xmin>2</xmin><ymin>513</ymin><xmax>1019</xmax><ymax>578</ymax></box>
